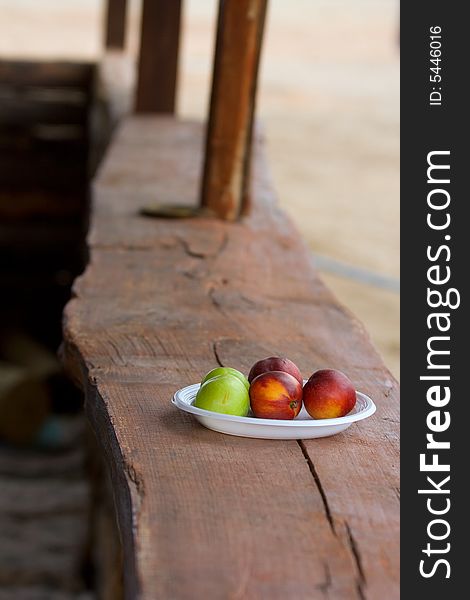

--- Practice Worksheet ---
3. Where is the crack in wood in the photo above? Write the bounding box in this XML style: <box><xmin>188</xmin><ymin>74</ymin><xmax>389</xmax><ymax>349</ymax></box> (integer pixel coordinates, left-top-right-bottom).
<box><xmin>239</xmin><ymin>293</ymin><xmax>261</xmax><ymax>309</ymax></box>
<box><xmin>208</xmin><ymin>286</ymin><xmax>263</xmax><ymax>316</ymax></box>
<box><xmin>316</xmin><ymin>561</ymin><xmax>332</xmax><ymax>598</ymax></box>
<box><xmin>212</xmin><ymin>341</ymin><xmax>224</xmax><ymax>367</ymax></box>
<box><xmin>178</xmin><ymin>232</ymin><xmax>228</xmax><ymax>260</ymax></box>
<box><xmin>345</xmin><ymin>522</ymin><xmax>367</xmax><ymax>600</ymax></box>
<box><xmin>297</xmin><ymin>442</ymin><xmax>373</xmax><ymax>598</ymax></box>
<box><xmin>181</xmin><ymin>267</ymin><xmax>207</xmax><ymax>280</ymax></box>
<box><xmin>216</xmin><ymin>232</ymin><xmax>229</xmax><ymax>257</ymax></box>
<box><xmin>208</xmin><ymin>285</ymin><xmax>224</xmax><ymax>311</ymax></box>
<box><xmin>92</xmin><ymin>242</ymin><xmax>155</xmax><ymax>251</ymax></box>
<box><xmin>179</xmin><ymin>237</ymin><xmax>207</xmax><ymax>259</ymax></box>
<box><xmin>125</xmin><ymin>463</ymin><xmax>145</xmax><ymax>500</ymax></box>
<box><xmin>298</xmin><ymin>440</ymin><xmax>335</xmax><ymax>534</ymax></box>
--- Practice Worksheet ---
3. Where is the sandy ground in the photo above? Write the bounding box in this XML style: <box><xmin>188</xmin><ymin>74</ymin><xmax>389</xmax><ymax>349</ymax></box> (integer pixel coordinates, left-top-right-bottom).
<box><xmin>0</xmin><ymin>0</ymin><xmax>399</xmax><ymax>377</ymax></box>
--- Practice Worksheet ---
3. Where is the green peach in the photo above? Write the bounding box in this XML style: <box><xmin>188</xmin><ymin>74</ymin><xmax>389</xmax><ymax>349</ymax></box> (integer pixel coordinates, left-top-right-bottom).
<box><xmin>201</xmin><ymin>367</ymin><xmax>249</xmax><ymax>391</ymax></box>
<box><xmin>194</xmin><ymin>374</ymin><xmax>250</xmax><ymax>416</ymax></box>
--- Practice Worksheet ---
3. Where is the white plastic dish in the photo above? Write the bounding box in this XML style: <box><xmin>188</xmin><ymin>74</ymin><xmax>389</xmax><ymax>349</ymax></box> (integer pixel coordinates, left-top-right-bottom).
<box><xmin>172</xmin><ymin>382</ymin><xmax>376</xmax><ymax>440</ymax></box>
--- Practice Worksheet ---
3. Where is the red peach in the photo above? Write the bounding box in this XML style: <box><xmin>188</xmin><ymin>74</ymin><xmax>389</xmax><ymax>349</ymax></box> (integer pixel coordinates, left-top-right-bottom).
<box><xmin>249</xmin><ymin>371</ymin><xmax>303</xmax><ymax>419</ymax></box>
<box><xmin>248</xmin><ymin>356</ymin><xmax>303</xmax><ymax>386</ymax></box>
<box><xmin>303</xmin><ymin>369</ymin><xmax>356</xmax><ymax>419</ymax></box>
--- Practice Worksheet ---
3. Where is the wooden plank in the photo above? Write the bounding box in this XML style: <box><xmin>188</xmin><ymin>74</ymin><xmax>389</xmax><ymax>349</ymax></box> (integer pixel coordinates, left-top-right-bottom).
<box><xmin>104</xmin><ymin>0</ymin><xmax>128</xmax><ymax>50</ymax></box>
<box><xmin>0</xmin><ymin>61</ymin><xmax>94</xmax><ymax>88</ymax></box>
<box><xmin>201</xmin><ymin>0</ymin><xmax>268</xmax><ymax>220</ymax></box>
<box><xmin>135</xmin><ymin>0</ymin><xmax>182</xmax><ymax>114</ymax></box>
<box><xmin>62</xmin><ymin>117</ymin><xmax>399</xmax><ymax>599</ymax></box>
<box><xmin>0</xmin><ymin>93</ymin><xmax>88</xmax><ymax>128</ymax></box>
<box><xmin>0</xmin><ymin>189</ymin><xmax>84</xmax><ymax>220</ymax></box>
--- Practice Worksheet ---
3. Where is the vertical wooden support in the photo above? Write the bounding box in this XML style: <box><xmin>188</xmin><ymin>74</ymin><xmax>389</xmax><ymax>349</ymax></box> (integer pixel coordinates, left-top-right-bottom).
<box><xmin>135</xmin><ymin>0</ymin><xmax>182</xmax><ymax>114</ymax></box>
<box><xmin>201</xmin><ymin>0</ymin><xmax>268</xmax><ymax>220</ymax></box>
<box><xmin>104</xmin><ymin>0</ymin><xmax>128</xmax><ymax>50</ymax></box>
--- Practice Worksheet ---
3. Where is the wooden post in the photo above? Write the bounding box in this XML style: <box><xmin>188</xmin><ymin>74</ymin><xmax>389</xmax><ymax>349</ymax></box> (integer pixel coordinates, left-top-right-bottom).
<box><xmin>135</xmin><ymin>0</ymin><xmax>182</xmax><ymax>114</ymax></box>
<box><xmin>104</xmin><ymin>0</ymin><xmax>128</xmax><ymax>50</ymax></box>
<box><xmin>201</xmin><ymin>0</ymin><xmax>268</xmax><ymax>220</ymax></box>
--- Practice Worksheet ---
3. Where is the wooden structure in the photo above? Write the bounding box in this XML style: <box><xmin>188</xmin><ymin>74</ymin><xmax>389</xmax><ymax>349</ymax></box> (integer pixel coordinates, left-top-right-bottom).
<box><xmin>63</xmin><ymin>1</ymin><xmax>400</xmax><ymax>598</ymax></box>
<box><xmin>104</xmin><ymin>0</ymin><xmax>128</xmax><ymax>50</ymax></box>
<box><xmin>135</xmin><ymin>0</ymin><xmax>181</xmax><ymax>114</ymax></box>
<box><xmin>201</xmin><ymin>0</ymin><xmax>268</xmax><ymax>219</ymax></box>
<box><xmin>0</xmin><ymin>60</ymin><xmax>93</xmax><ymax>346</ymax></box>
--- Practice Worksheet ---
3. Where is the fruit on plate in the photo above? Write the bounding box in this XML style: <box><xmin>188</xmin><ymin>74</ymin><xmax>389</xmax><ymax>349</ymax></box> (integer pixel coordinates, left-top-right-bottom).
<box><xmin>303</xmin><ymin>369</ymin><xmax>356</xmax><ymax>419</ymax></box>
<box><xmin>201</xmin><ymin>367</ymin><xmax>249</xmax><ymax>391</ymax></box>
<box><xmin>247</xmin><ymin>356</ymin><xmax>303</xmax><ymax>386</ymax></box>
<box><xmin>249</xmin><ymin>371</ymin><xmax>303</xmax><ymax>419</ymax></box>
<box><xmin>194</xmin><ymin>374</ymin><xmax>250</xmax><ymax>416</ymax></box>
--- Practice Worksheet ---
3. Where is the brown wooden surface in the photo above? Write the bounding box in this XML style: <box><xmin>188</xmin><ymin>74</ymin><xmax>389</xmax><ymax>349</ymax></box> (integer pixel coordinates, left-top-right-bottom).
<box><xmin>104</xmin><ymin>0</ymin><xmax>128</xmax><ymax>50</ymax></box>
<box><xmin>135</xmin><ymin>0</ymin><xmax>182</xmax><ymax>114</ymax></box>
<box><xmin>201</xmin><ymin>0</ymin><xmax>268</xmax><ymax>220</ymax></box>
<box><xmin>0</xmin><ymin>61</ymin><xmax>93</xmax><ymax>88</ymax></box>
<box><xmin>62</xmin><ymin>116</ymin><xmax>399</xmax><ymax>599</ymax></box>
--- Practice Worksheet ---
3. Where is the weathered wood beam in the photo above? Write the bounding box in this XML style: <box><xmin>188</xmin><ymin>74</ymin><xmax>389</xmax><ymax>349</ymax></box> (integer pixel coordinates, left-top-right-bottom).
<box><xmin>201</xmin><ymin>0</ymin><xmax>268</xmax><ymax>220</ymax></box>
<box><xmin>135</xmin><ymin>0</ymin><xmax>182</xmax><ymax>114</ymax></box>
<box><xmin>62</xmin><ymin>117</ymin><xmax>400</xmax><ymax>599</ymax></box>
<box><xmin>104</xmin><ymin>0</ymin><xmax>128</xmax><ymax>50</ymax></box>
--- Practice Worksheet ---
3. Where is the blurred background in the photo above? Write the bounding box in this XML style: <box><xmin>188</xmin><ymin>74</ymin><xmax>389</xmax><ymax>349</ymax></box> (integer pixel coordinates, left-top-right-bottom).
<box><xmin>0</xmin><ymin>0</ymin><xmax>398</xmax><ymax>598</ymax></box>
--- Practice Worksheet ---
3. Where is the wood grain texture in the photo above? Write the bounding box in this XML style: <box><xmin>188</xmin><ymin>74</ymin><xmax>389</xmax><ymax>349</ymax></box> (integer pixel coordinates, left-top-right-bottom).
<box><xmin>135</xmin><ymin>0</ymin><xmax>182</xmax><ymax>114</ymax></box>
<box><xmin>104</xmin><ymin>0</ymin><xmax>128</xmax><ymax>50</ymax></box>
<box><xmin>62</xmin><ymin>116</ymin><xmax>399</xmax><ymax>599</ymax></box>
<box><xmin>201</xmin><ymin>0</ymin><xmax>268</xmax><ymax>220</ymax></box>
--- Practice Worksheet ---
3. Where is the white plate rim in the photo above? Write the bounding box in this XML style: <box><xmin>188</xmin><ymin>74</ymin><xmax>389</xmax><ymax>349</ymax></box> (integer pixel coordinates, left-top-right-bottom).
<box><xmin>172</xmin><ymin>382</ymin><xmax>376</xmax><ymax>427</ymax></box>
